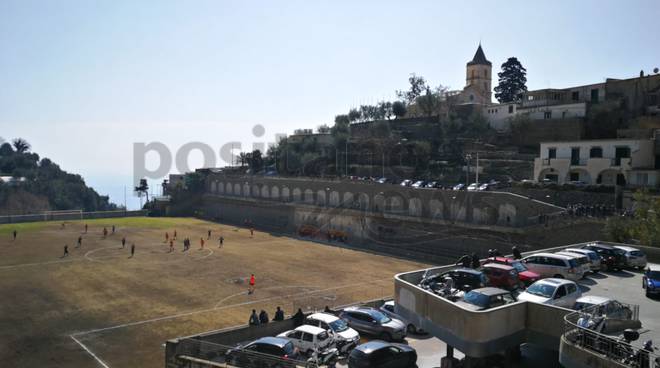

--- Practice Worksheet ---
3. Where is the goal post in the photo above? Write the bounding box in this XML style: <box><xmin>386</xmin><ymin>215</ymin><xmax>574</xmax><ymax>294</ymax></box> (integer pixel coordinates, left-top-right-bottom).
<box><xmin>43</xmin><ymin>209</ymin><xmax>83</xmax><ymax>222</ymax></box>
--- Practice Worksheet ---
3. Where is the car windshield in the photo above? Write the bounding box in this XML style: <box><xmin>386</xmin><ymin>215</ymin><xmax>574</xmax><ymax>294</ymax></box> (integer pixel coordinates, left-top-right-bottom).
<box><xmin>510</xmin><ymin>261</ymin><xmax>527</xmax><ymax>272</ymax></box>
<box><xmin>329</xmin><ymin>319</ymin><xmax>349</xmax><ymax>332</ymax></box>
<box><xmin>586</xmin><ymin>253</ymin><xmax>599</xmax><ymax>261</ymax></box>
<box><xmin>648</xmin><ymin>271</ymin><xmax>660</xmax><ymax>279</ymax></box>
<box><xmin>464</xmin><ymin>291</ymin><xmax>490</xmax><ymax>307</ymax></box>
<box><xmin>283</xmin><ymin>341</ymin><xmax>295</xmax><ymax>356</ymax></box>
<box><xmin>370</xmin><ymin>310</ymin><xmax>391</xmax><ymax>323</ymax></box>
<box><xmin>630</xmin><ymin>251</ymin><xmax>644</xmax><ymax>257</ymax></box>
<box><xmin>526</xmin><ymin>283</ymin><xmax>556</xmax><ymax>298</ymax></box>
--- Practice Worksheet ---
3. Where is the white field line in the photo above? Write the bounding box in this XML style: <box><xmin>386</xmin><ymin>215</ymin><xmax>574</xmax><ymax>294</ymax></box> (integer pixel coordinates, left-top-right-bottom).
<box><xmin>70</xmin><ymin>334</ymin><xmax>111</xmax><ymax>368</ymax></box>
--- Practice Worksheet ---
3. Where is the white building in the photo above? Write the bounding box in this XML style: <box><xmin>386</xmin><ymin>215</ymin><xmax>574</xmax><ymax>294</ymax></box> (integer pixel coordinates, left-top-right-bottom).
<box><xmin>533</xmin><ymin>134</ymin><xmax>660</xmax><ymax>187</ymax></box>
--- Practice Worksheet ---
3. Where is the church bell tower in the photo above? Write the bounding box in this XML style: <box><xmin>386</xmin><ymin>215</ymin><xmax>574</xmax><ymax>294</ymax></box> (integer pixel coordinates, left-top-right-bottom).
<box><xmin>466</xmin><ymin>43</ymin><xmax>492</xmax><ymax>103</ymax></box>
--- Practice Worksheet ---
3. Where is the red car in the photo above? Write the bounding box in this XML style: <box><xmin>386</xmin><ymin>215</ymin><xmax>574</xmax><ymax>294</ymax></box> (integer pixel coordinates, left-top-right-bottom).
<box><xmin>481</xmin><ymin>263</ymin><xmax>521</xmax><ymax>290</ymax></box>
<box><xmin>483</xmin><ymin>257</ymin><xmax>541</xmax><ymax>286</ymax></box>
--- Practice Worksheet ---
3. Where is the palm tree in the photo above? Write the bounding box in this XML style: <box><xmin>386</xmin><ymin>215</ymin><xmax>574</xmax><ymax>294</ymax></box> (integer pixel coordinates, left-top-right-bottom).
<box><xmin>12</xmin><ymin>138</ymin><xmax>31</xmax><ymax>153</ymax></box>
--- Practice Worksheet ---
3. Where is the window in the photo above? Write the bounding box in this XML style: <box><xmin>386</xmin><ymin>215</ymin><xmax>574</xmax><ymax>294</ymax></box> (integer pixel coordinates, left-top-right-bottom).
<box><xmin>571</xmin><ymin>147</ymin><xmax>580</xmax><ymax>165</ymax></box>
<box><xmin>570</xmin><ymin>172</ymin><xmax>580</xmax><ymax>181</ymax></box>
<box><xmin>590</xmin><ymin>147</ymin><xmax>603</xmax><ymax>158</ymax></box>
<box><xmin>290</xmin><ymin>331</ymin><xmax>303</xmax><ymax>339</ymax></box>
<box><xmin>484</xmin><ymin>69</ymin><xmax>488</xmax><ymax>78</ymax></box>
<box><xmin>302</xmin><ymin>333</ymin><xmax>313</xmax><ymax>342</ymax></box>
<box><xmin>471</xmin><ymin>70</ymin><xmax>475</xmax><ymax>79</ymax></box>
<box><xmin>548</xmin><ymin>148</ymin><xmax>556</xmax><ymax>159</ymax></box>
<box><xmin>591</xmin><ymin>89</ymin><xmax>599</xmax><ymax>103</ymax></box>
<box><xmin>636</xmin><ymin>173</ymin><xmax>649</xmax><ymax>185</ymax></box>
<box><xmin>544</xmin><ymin>111</ymin><xmax>552</xmax><ymax>119</ymax></box>
<box><xmin>509</xmin><ymin>105</ymin><xmax>514</xmax><ymax>114</ymax></box>
<box><xmin>572</xmin><ymin>91</ymin><xmax>580</xmax><ymax>101</ymax></box>
<box><xmin>469</xmin><ymin>94</ymin><xmax>474</xmax><ymax>101</ymax></box>
<box><xmin>566</xmin><ymin>284</ymin><xmax>577</xmax><ymax>294</ymax></box>
<box><xmin>555</xmin><ymin>286</ymin><xmax>567</xmax><ymax>298</ymax></box>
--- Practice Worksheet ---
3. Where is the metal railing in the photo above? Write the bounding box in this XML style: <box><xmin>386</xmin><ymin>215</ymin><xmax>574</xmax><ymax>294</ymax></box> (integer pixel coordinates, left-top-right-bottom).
<box><xmin>563</xmin><ymin>302</ymin><xmax>658</xmax><ymax>368</ymax></box>
<box><xmin>175</xmin><ymin>338</ymin><xmax>318</xmax><ymax>368</ymax></box>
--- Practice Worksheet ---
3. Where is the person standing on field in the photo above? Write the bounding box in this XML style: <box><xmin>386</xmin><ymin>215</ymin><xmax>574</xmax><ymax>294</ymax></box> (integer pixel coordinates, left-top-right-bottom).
<box><xmin>63</xmin><ymin>244</ymin><xmax>69</xmax><ymax>257</ymax></box>
<box><xmin>77</xmin><ymin>236</ymin><xmax>82</xmax><ymax>248</ymax></box>
<box><xmin>103</xmin><ymin>227</ymin><xmax>108</xmax><ymax>238</ymax></box>
<box><xmin>165</xmin><ymin>232</ymin><xmax>169</xmax><ymax>243</ymax></box>
<box><xmin>173</xmin><ymin>230</ymin><xmax>177</xmax><ymax>240</ymax></box>
<box><xmin>121</xmin><ymin>237</ymin><xmax>126</xmax><ymax>248</ymax></box>
<box><xmin>248</xmin><ymin>274</ymin><xmax>256</xmax><ymax>294</ymax></box>
<box><xmin>13</xmin><ymin>230</ymin><xmax>17</xmax><ymax>241</ymax></box>
<box><xmin>112</xmin><ymin>225</ymin><xmax>115</xmax><ymax>234</ymax></box>
<box><xmin>200</xmin><ymin>238</ymin><xmax>205</xmax><ymax>249</ymax></box>
<box><xmin>219</xmin><ymin>236</ymin><xmax>224</xmax><ymax>248</ymax></box>
<box><xmin>169</xmin><ymin>239</ymin><xmax>174</xmax><ymax>252</ymax></box>
<box><xmin>207</xmin><ymin>229</ymin><xmax>211</xmax><ymax>240</ymax></box>
<box><xmin>84</xmin><ymin>224</ymin><xmax>88</xmax><ymax>233</ymax></box>
<box><xmin>130</xmin><ymin>243</ymin><xmax>135</xmax><ymax>257</ymax></box>
<box><xmin>250</xmin><ymin>228</ymin><xmax>254</xmax><ymax>237</ymax></box>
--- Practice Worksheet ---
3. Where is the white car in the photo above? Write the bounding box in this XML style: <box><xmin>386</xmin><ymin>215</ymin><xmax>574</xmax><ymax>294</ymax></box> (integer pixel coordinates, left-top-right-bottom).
<box><xmin>379</xmin><ymin>301</ymin><xmax>425</xmax><ymax>335</ymax></box>
<box><xmin>517</xmin><ymin>278</ymin><xmax>582</xmax><ymax>308</ymax></box>
<box><xmin>304</xmin><ymin>312</ymin><xmax>360</xmax><ymax>354</ymax></box>
<box><xmin>556</xmin><ymin>251</ymin><xmax>591</xmax><ymax>275</ymax></box>
<box><xmin>521</xmin><ymin>252</ymin><xmax>585</xmax><ymax>281</ymax></box>
<box><xmin>613</xmin><ymin>245</ymin><xmax>647</xmax><ymax>269</ymax></box>
<box><xmin>563</xmin><ymin>248</ymin><xmax>601</xmax><ymax>272</ymax></box>
<box><xmin>277</xmin><ymin>325</ymin><xmax>334</xmax><ymax>356</ymax></box>
<box><xmin>574</xmin><ymin>296</ymin><xmax>634</xmax><ymax>320</ymax></box>
<box><xmin>467</xmin><ymin>183</ymin><xmax>479</xmax><ymax>191</ymax></box>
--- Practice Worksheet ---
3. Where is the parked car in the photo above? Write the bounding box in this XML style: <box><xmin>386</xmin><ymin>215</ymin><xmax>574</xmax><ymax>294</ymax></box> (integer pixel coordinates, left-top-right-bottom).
<box><xmin>348</xmin><ymin>340</ymin><xmax>417</xmax><ymax>368</ymax></box>
<box><xmin>226</xmin><ymin>337</ymin><xmax>300</xmax><ymax>368</ymax></box>
<box><xmin>277</xmin><ymin>325</ymin><xmax>334</xmax><ymax>356</ymax></box>
<box><xmin>411</xmin><ymin>180</ymin><xmax>426</xmax><ymax>188</ymax></box>
<box><xmin>454</xmin><ymin>287</ymin><xmax>517</xmax><ymax>311</ymax></box>
<box><xmin>642</xmin><ymin>265</ymin><xmax>660</xmax><ymax>297</ymax></box>
<box><xmin>400</xmin><ymin>179</ymin><xmax>412</xmax><ymax>187</ymax></box>
<box><xmin>436</xmin><ymin>268</ymin><xmax>489</xmax><ymax>292</ymax></box>
<box><xmin>467</xmin><ymin>183</ymin><xmax>479</xmax><ymax>191</ymax></box>
<box><xmin>452</xmin><ymin>183</ymin><xmax>466</xmax><ymax>191</ymax></box>
<box><xmin>521</xmin><ymin>253</ymin><xmax>585</xmax><ymax>281</ymax></box>
<box><xmin>481</xmin><ymin>263</ymin><xmax>522</xmax><ymax>290</ymax></box>
<box><xmin>477</xmin><ymin>183</ymin><xmax>490</xmax><ymax>191</ymax></box>
<box><xmin>425</xmin><ymin>181</ymin><xmax>438</xmax><ymax>188</ymax></box>
<box><xmin>482</xmin><ymin>257</ymin><xmax>540</xmax><ymax>286</ymax></box>
<box><xmin>613</xmin><ymin>245</ymin><xmax>647</xmax><ymax>269</ymax></box>
<box><xmin>581</xmin><ymin>243</ymin><xmax>626</xmax><ymax>271</ymax></box>
<box><xmin>563</xmin><ymin>248</ymin><xmax>601</xmax><ymax>272</ymax></box>
<box><xmin>574</xmin><ymin>296</ymin><xmax>634</xmax><ymax>319</ymax></box>
<box><xmin>339</xmin><ymin>307</ymin><xmax>406</xmax><ymax>341</ymax></box>
<box><xmin>379</xmin><ymin>301</ymin><xmax>425</xmax><ymax>335</ymax></box>
<box><xmin>376</xmin><ymin>177</ymin><xmax>389</xmax><ymax>184</ymax></box>
<box><xmin>556</xmin><ymin>251</ymin><xmax>591</xmax><ymax>275</ymax></box>
<box><xmin>305</xmin><ymin>312</ymin><xmax>360</xmax><ymax>354</ymax></box>
<box><xmin>517</xmin><ymin>278</ymin><xmax>582</xmax><ymax>308</ymax></box>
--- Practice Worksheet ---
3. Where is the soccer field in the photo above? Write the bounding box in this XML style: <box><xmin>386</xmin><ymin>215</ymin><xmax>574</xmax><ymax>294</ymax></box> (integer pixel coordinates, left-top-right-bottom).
<box><xmin>0</xmin><ymin>217</ymin><xmax>427</xmax><ymax>368</ymax></box>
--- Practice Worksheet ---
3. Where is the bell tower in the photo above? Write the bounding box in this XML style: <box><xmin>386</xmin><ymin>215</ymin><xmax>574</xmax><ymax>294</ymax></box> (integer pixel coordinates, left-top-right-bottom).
<box><xmin>466</xmin><ymin>43</ymin><xmax>492</xmax><ymax>103</ymax></box>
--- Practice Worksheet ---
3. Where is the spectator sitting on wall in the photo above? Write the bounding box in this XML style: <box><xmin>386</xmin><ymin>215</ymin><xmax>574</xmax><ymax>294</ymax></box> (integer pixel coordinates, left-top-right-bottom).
<box><xmin>471</xmin><ymin>253</ymin><xmax>480</xmax><ymax>269</ymax></box>
<box><xmin>273</xmin><ymin>306</ymin><xmax>284</xmax><ymax>321</ymax></box>
<box><xmin>259</xmin><ymin>310</ymin><xmax>269</xmax><ymax>324</ymax></box>
<box><xmin>324</xmin><ymin>305</ymin><xmax>333</xmax><ymax>314</ymax></box>
<box><xmin>512</xmin><ymin>246</ymin><xmax>522</xmax><ymax>260</ymax></box>
<box><xmin>292</xmin><ymin>308</ymin><xmax>305</xmax><ymax>326</ymax></box>
<box><xmin>456</xmin><ymin>254</ymin><xmax>471</xmax><ymax>268</ymax></box>
<box><xmin>249</xmin><ymin>309</ymin><xmax>260</xmax><ymax>326</ymax></box>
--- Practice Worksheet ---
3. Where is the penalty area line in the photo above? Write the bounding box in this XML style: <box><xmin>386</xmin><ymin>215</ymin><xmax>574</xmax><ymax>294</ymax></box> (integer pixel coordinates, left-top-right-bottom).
<box><xmin>70</xmin><ymin>335</ymin><xmax>111</xmax><ymax>368</ymax></box>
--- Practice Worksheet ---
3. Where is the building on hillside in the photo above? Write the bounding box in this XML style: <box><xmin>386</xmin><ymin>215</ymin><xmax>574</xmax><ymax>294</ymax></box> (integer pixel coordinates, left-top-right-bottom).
<box><xmin>0</xmin><ymin>176</ymin><xmax>26</xmax><ymax>186</ymax></box>
<box><xmin>452</xmin><ymin>43</ymin><xmax>493</xmax><ymax>105</ymax></box>
<box><xmin>287</xmin><ymin>130</ymin><xmax>334</xmax><ymax>156</ymax></box>
<box><xmin>533</xmin><ymin>132</ymin><xmax>660</xmax><ymax>187</ymax></box>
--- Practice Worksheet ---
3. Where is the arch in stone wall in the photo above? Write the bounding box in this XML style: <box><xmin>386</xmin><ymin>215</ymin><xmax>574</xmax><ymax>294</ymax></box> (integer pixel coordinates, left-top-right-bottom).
<box><xmin>429</xmin><ymin>199</ymin><xmax>443</xmax><ymax>219</ymax></box>
<box><xmin>329</xmin><ymin>191</ymin><xmax>340</xmax><ymax>207</ymax></box>
<box><xmin>304</xmin><ymin>189</ymin><xmax>314</xmax><ymax>204</ymax></box>
<box><xmin>292</xmin><ymin>188</ymin><xmax>302</xmax><ymax>202</ymax></box>
<box><xmin>357</xmin><ymin>193</ymin><xmax>370</xmax><ymax>211</ymax></box>
<box><xmin>226</xmin><ymin>182</ymin><xmax>233</xmax><ymax>195</ymax></box>
<box><xmin>271</xmin><ymin>186</ymin><xmax>280</xmax><ymax>200</ymax></box>
<box><xmin>409</xmin><ymin>197</ymin><xmax>422</xmax><ymax>217</ymax></box>
<box><xmin>217</xmin><ymin>181</ymin><xmax>225</xmax><ymax>194</ymax></box>
<box><xmin>342</xmin><ymin>192</ymin><xmax>354</xmax><ymax>208</ymax></box>
<box><xmin>252</xmin><ymin>185</ymin><xmax>259</xmax><ymax>198</ymax></box>
<box><xmin>261</xmin><ymin>185</ymin><xmax>269</xmax><ymax>198</ymax></box>
<box><xmin>234</xmin><ymin>183</ymin><xmax>242</xmax><ymax>196</ymax></box>
<box><xmin>282</xmin><ymin>187</ymin><xmax>290</xmax><ymax>201</ymax></box>
<box><xmin>373</xmin><ymin>194</ymin><xmax>385</xmax><ymax>212</ymax></box>
<box><xmin>316</xmin><ymin>190</ymin><xmax>326</xmax><ymax>206</ymax></box>
<box><xmin>243</xmin><ymin>183</ymin><xmax>250</xmax><ymax>197</ymax></box>
<box><xmin>210</xmin><ymin>181</ymin><xmax>216</xmax><ymax>193</ymax></box>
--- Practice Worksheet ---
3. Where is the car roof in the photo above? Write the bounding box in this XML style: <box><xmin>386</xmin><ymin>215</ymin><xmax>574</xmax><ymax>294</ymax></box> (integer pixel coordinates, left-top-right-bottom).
<box><xmin>482</xmin><ymin>263</ymin><xmax>514</xmax><ymax>270</ymax></box>
<box><xmin>613</xmin><ymin>245</ymin><xmax>639</xmax><ymax>252</ymax></box>
<box><xmin>307</xmin><ymin>312</ymin><xmax>339</xmax><ymax>323</ymax></box>
<box><xmin>445</xmin><ymin>268</ymin><xmax>482</xmax><ymax>275</ymax></box>
<box><xmin>576</xmin><ymin>295</ymin><xmax>612</xmax><ymax>304</ymax></box>
<box><xmin>353</xmin><ymin>340</ymin><xmax>391</xmax><ymax>353</ymax></box>
<box><xmin>564</xmin><ymin>248</ymin><xmax>594</xmax><ymax>254</ymax></box>
<box><xmin>584</xmin><ymin>242</ymin><xmax>614</xmax><ymax>249</ymax></box>
<box><xmin>648</xmin><ymin>264</ymin><xmax>660</xmax><ymax>272</ymax></box>
<box><xmin>469</xmin><ymin>287</ymin><xmax>511</xmax><ymax>296</ymax></box>
<box><xmin>556</xmin><ymin>252</ymin><xmax>584</xmax><ymax>258</ymax></box>
<box><xmin>528</xmin><ymin>252</ymin><xmax>573</xmax><ymax>260</ymax></box>
<box><xmin>489</xmin><ymin>256</ymin><xmax>516</xmax><ymax>263</ymax></box>
<box><xmin>295</xmin><ymin>324</ymin><xmax>326</xmax><ymax>335</ymax></box>
<box><xmin>537</xmin><ymin>278</ymin><xmax>574</xmax><ymax>286</ymax></box>
<box><xmin>252</xmin><ymin>336</ymin><xmax>290</xmax><ymax>347</ymax></box>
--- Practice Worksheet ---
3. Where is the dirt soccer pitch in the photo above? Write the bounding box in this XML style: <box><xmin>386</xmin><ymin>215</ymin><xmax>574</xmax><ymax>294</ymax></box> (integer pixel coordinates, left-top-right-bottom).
<box><xmin>0</xmin><ymin>217</ymin><xmax>427</xmax><ymax>368</ymax></box>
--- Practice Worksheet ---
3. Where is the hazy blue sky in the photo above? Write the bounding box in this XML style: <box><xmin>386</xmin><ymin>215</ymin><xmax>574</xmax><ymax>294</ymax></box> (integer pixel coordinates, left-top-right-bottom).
<box><xmin>1</xmin><ymin>0</ymin><xmax>658</xmax><ymax>209</ymax></box>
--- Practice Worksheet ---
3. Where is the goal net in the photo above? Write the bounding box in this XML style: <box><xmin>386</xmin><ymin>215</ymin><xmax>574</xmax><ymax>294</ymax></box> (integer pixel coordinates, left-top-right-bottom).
<box><xmin>43</xmin><ymin>209</ymin><xmax>83</xmax><ymax>222</ymax></box>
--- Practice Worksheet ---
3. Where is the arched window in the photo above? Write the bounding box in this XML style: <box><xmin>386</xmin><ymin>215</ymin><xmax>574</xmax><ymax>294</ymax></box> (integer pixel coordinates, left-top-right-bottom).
<box><xmin>590</xmin><ymin>147</ymin><xmax>603</xmax><ymax>158</ymax></box>
<box><xmin>484</xmin><ymin>69</ymin><xmax>488</xmax><ymax>78</ymax></box>
<box><xmin>471</xmin><ymin>70</ymin><xmax>475</xmax><ymax>79</ymax></box>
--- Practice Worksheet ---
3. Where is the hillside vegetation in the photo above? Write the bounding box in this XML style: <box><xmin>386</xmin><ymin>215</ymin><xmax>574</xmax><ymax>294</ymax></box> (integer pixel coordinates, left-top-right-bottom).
<box><xmin>0</xmin><ymin>138</ymin><xmax>117</xmax><ymax>215</ymax></box>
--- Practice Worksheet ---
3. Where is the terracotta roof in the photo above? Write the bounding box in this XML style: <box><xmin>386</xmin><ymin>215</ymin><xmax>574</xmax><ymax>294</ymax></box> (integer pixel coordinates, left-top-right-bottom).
<box><xmin>467</xmin><ymin>44</ymin><xmax>491</xmax><ymax>66</ymax></box>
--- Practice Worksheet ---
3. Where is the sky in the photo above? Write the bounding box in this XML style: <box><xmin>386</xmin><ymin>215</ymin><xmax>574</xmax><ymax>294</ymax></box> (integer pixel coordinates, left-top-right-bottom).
<box><xmin>1</xmin><ymin>0</ymin><xmax>659</xmax><ymax>209</ymax></box>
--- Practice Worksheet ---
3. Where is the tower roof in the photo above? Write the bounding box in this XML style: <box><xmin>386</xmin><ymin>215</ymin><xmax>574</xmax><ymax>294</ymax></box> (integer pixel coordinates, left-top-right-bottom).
<box><xmin>467</xmin><ymin>44</ymin><xmax>491</xmax><ymax>66</ymax></box>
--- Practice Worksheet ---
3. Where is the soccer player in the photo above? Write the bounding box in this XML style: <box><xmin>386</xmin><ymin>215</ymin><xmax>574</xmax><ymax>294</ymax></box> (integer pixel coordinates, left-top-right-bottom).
<box><xmin>63</xmin><ymin>244</ymin><xmax>69</xmax><ymax>257</ymax></box>
<box><xmin>112</xmin><ymin>225</ymin><xmax>115</xmax><ymax>234</ymax></box>
<box><xmin>12</xmin><ymin>230</ymin><xmax>17</xmax><ymax>241</ymax></box>
<box><xmin>248</xmin><ymin>274</ymin><xmax>256</xmax><ymax>294</ymax></box>
<box><xmin>169</xmin><ymin>239</ymin><xmax>174</xmax><ymax>252</ymax></box>
<box><xmin>130</xmin><ymin>243</ymin><xmax>135</xmax><ymax>257</ymax></box>
<box><xmin>103</xmin><ymin>227</ymin><xmax>108</xmax><ymax>238</ymax></box>
<box><xmin>77</xmin><ymin>236</ymin><xmax>82</xmax><ymax>248</ymax></box>
<box><xmin>200</xmin><ymin>237</ymin><xmax>205</xmax><ymax>249</ymax></box>
<box><xmin>173</xmin><ymin>230</ymin><xmax>177</xmax><ymax>240</ymax></box>
<box><xmin>207</xmin><ymin>229</ymin><xmax>211</xmax><ymax>240</ymax></box>
<box><xmin>84</xmin><ymin>224</ymin><xmax>88</xmax><ymax>233</ymax></box>
<box><xmin>250</xmin><ymin>228</ymin><xmax>254</xmax><ymax>237</ymax></box>
<box><xmin>218</xmin><ymin>236</ymin><xmax>224</xmax><ymax>248</ymax></box>
<box><xmin>121</xmin><ymin>237</ymin><xmax>126</xmax><ymax>248</ymax></box>
<box><xmin>165</xmin><ymin>232</ymin><xmax>169</xmax><ymax>243</ymax></box>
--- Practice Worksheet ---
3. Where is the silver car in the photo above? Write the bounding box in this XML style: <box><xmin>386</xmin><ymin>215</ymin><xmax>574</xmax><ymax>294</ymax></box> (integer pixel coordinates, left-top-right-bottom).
<box><xmin>339</xmin><ymin>306</ymin><xmax>406</xmax><ymax>342</ymax></box>
<box><xmin>563</xmin><ymin>248</ymin><xmax>601</xmax><ymax>272</ymax></box>
<box><xmin>613</xmin><ymin>245</ymin><xmax>647</xmax><ymax>269</ymax></box>
<box><xmin>379</xmin><ymin>300</ymin><xmax>425</xmax><ymax>335</ymax></box>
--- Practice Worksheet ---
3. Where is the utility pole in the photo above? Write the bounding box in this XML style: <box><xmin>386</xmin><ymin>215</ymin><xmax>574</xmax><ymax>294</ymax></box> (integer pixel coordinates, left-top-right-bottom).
<box><xmin>476</xmin><ymin>152</ymin><xmax>480</xmax><ymax>185</ymax></box>
<box><xmin>382</xmin><ymin>150</ymin><xmax>385</xmax><ymax>178</ymax></box>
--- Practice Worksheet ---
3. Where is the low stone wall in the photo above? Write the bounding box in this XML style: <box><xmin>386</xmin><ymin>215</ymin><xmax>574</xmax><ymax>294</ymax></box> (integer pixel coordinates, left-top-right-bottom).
<box><xmin>0</xmin><ymin>210</ymin><xmax>149</xmax><ymax>224</ymax></box>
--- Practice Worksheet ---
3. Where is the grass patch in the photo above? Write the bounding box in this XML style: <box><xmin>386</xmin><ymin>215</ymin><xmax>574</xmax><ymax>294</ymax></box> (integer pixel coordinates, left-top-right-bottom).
<box><xmin>0</xmin><ymin>217</ymin><xmax>207</xmax><ymax>235</ymax></box>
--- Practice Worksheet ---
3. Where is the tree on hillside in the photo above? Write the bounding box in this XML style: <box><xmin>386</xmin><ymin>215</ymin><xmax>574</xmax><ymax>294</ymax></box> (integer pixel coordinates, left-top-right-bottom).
<box><xmin>378</xmin><ymin>101</ymin><xmax>394</xmax><ymax>120</ymax></box>
<box><xmin>494</xmin><ymin>57</ymin><xmax>527</xmax><ymax>103</ymax></box>
<box><xmin>348</xmin><ymin>108</ymin><xmax>361</xmax><ymax>123</ymax></box>
<box><xmin>317</xmin><ymin>124</ymin><xmax>330</xmax><ymax>134</ymax></box>
<box><xmin>12</xmin><ymin>138</ymin><xmax>31</xmax><ymax>154</ymax></box>
<box><xmin>0</xmin><ymin>142</ymin><xmax>13</xmax><ymax>156</ymax></box>
<box><xmin>396</xmin><ymin>74</ymin><xmax>427</xmax><ymax>105</ymax></box>
<box><xmin>392</xmin><ymin>101</ymin><xmax>407</xmax><ymax>119</ymax></box>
